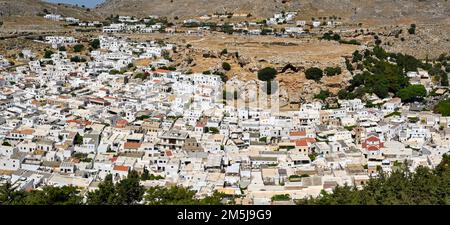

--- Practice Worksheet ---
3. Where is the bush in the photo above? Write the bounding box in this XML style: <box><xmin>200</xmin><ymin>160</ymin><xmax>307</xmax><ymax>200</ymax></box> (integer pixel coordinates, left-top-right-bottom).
<box><xmin>70</xmin><ymin>56</ymin><xmax>86</xmax><ymax>63</ymax></box>
<box><xmin>257</xmin><ymin>67</ymin><xmax>277</xmax><ymax>81</ymax></box>
<box><xmin>441</xmin><ymin>73</ymin><xmax>449</xmax><ymax>86</ymax></box>
<box><xmin>220</xmin><ymin>48</ymin><xmax>228</xmax><ymax>55</ymax></box>
<box><xmin>305</xmin><ymin>67</ymin><xmax>323</xmax><ymax>81</ymax></box>
<box><xmin>314</xmin><ymin>90</ymin><xmax>331</xmax><ymax>100</ymax></box>
<box><xmin>345</xmin><ymin>59</ymin><xmax>354</xmax><ymax>72</ymax></box>
<box><xmin>271</xmin><ymin>194</ymin><xmax>291</xmax><ymax>201</ymax></box>
<box><xmin>74</xmin><ymin>133</ymin><xmax>83</xmax><ymax>145</ymax></box>
<box><xmin>159</xmin><ymin>66</ymin><xmax>176</xmax><ymax>71</ymax></box>
<box><xmin>44</xmin><ymin>50</ymin><xmax>54</xmax><ymax>58</ymax></box>
<box><xmin>298</xmin><ymin>154</ymin><xmax>450</xmax><ymax>205</ymax></box>
<box><xmin>208</xmin><ymin>127</ymin><xmax>219</xmax><ymax>134</ymax></box>
<box><xmin>321</xmin><ymin>32</ymin><xmax>341</xmax><ymax>41</ymax></box>
<box><xmin>324</xmin><ymin>66</ymin><xmax>342</xmax><ymax>76</ymax></box>
<box><xmin>434</xmin><ymin>99</ymin><xmax>450</xmax><ymax>116</ymax></box>
<box><xmin>73</xmin><ymin>44</ymin><xmax>85</xmax><ymax>52</ymax></box>
<box><xmin>339</xmin><ymin>39</ymin><xmax>361</xmax><ymax>45</ymax></box>
<box><xmin>134</xmin><ymin>73</ymin><xmax>149</xmax><ymax>80</ymax></box>
<box><xmin>408</xmin><ymin>24</ymin><xmax>416</xmax><ymax>35</ymax></box>
<box><xmin>222</xmin><ymin>62</ymin><xmax>231</xmax><ymax>71</ymax></box>
<box><xmin>90</xmin><ymin>39</ymin><xmax>100</xmax><ymax>49</ymax></box>
<box><xmin>109</xmin><ymin>69</ymin><xmax>120</xmax><ymax>75</ymax></box>
<box><xmin>397</xmin><ymin>85</ymin><xmax>427</xmax><ymax>102</ymax></box>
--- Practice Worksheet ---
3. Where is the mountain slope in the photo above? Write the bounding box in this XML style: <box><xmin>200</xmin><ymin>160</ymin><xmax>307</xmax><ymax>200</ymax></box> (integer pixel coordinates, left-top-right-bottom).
<box><xmin>0</xmin><ymin>0</ymin><xmax>100</xmax><ymax>20</ymax></box>
<box><xmin>96</xmin><ymin>0</ymin><xmax>450</xmax><ymax>24</ymax></box>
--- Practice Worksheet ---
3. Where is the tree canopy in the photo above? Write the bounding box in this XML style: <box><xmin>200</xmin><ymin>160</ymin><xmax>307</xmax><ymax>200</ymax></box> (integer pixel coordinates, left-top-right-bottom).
<box><xmin>341</xmin><ymin>47</ymin><xmax>430</xmax><ymax>100</ymax></box>
<box><xmin>305</xmin><ymin>67</ymin><xmax>324</xmax><ymax>81</ymax></box>
<box><xmin>324</xmin><ymin>66</ymin><xmax>342</xmax><ymax>76</ymax></box>
<box><xmin>434</xmin><ymin>99</ymin><xmax>450</xmax><ymax>116</ymax></box>
<box><xmin>144</xmin><ymin>186</ymin><xmax>225</xmax><ymax>205</ymax></box>
<box><xmin>257</xmin><ymin>67</ymin><xmax>277</xmax><ymax>81</ymax></box>
<box><xmin>90</xmin><ymin>39</ymin><xmax>100</xmax><ymax>50</ymax></box>
<box><xmin>73</xmin><ymin>44</ymin><xmax>85</xmax><ymax>53</ymax></box>
<box><xmin>298</xmin><ymin>154</ymin><xmax>450</xmax><ymax>205</ymax></box>
<box><xmin>222</xmin><ymin>62</ymin><xmax>231</xmax><ymax>71</ymax></box>
<box><xmin>396</xmin><ymin>85</ymin><xmax>427</xmax><ymax>102</ymax></box>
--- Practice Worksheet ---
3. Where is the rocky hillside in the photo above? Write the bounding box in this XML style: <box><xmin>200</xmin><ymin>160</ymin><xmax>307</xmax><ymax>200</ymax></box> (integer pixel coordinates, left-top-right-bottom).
<box><xmin>0</xmin><ymin>0</ymin><xmax>100</xmax><ymax>20</ymax></box>
<box><xmin>2</xmin><ymin>0</ymin><xmax>449</xmax><ymax>25</ymax></box>
<box><xmin>96</xmin><ymin>0</ymin><xmax>450</xmax><ymax>24</ymax></box>
<box><xmin>96</xmin><ymin>0</ymin><xmax>300</xmax><ymax>19</ymax></box>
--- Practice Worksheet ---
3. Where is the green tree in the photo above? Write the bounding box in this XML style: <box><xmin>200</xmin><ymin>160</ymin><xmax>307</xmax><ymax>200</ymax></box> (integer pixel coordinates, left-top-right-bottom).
<box><xmin>222</xmin><ymin>62</ymin><xmax>231</xmax><ymax>71</ymax></box>
<box><xmin>441</xmin><ymin>72</ymin><xmax>449</xmax><ymax>86</ymax></box>
<box><xmin>352</xmin><ymin>50</ymin><xmax>363</xmax><ymax>62</ymax></box>
<box><xmin>408</xmin><ymin>24</ymin><xmax>416</xmax><ymax>35</ymax></box>
<box><xmin>73</xmin><ymin>44</ymin><xmax>85</xmax><ymax>53</ymax></box>
<box><xmin>208</xmin><ymin>127</ymin><xmax>220</xmax><ymax>134</ymax></box>
<box><xmin>114</xmin><ymin>170</ymin><xmax>145</xmax><ymax>205</ymax></box>
<box><xmin>145</xmin><ymin>186</ymin><xmax>198</xmax><ymax>205</ymax></box>
<box><xmin>345</xmin><ymin>59</ymin><xmax>354</xmax><ymax>72</ymax></box>
<box><xmin>397</xmin><ymin>85</ymin><xmax>427</xmax><ymax>102</ymax></box>
<box><xmin>70</xmin><ymin>56</ymin><xmax>86</xmax><ymax>63</ymax></box>
<box><xmin>434</xmin><ymin>99</ymin><xmax>450</xmax><ymax>116</ymax></box>
<box><xmin>314</xmin><ymin>90</ymin><xmax>331</xmax><ymax>100</ymax></box>
<box><xmin>298</xmin><ymin>154</ymin><xmax>450</xmax><ymax>205</ymax></box>
<box><xmin>141</xmin><ymin>167</ymin><xmax>151</xmax><ymax>181</ymax></box>
<box><xmin>0</xmin><ymin>182</ymin><xmax>26</xmax><ymax>205</ymax></box>
<box><xmin>86</xmin><ymin>174</ymin><xmax>117</xmax><ymax>205</ymax></box>
<box><xmin>74</xmin><ymin>133</ymin><xmax>83</xmax><ymax>145</ymax></box>
<box><xmin>305</xmin><ymin>67</ymin><xmax>323</xmax><ymax>81</ymax></box>
<box><xmin>257</xmin><ymin>67</ymin><xmax>277</xmax><ymax>81</ymax></box>
<box><xmin>271</xmin><ymin>194</ymin><xmax>291</xmax><ymax>201</ymax></box>
<box><xmin>90</xmin><ymin>39</ymin><xmax>100</xmax><ymax>49</ymax></box>
<box><xmin>220</xmin><ymin>48</ymin><xmax>228</xmax><ymax>55</ymax></box>
<box><xmin>145</xmin><ymin>186</ymin><xmax>224</xmax><ymax>205</ymax></box>
<box><xmin>24</xmin><ymin>186</ymin><xmax>82</xmax><ymax>205</ymax></box>
<box><xmin>324</xmin><ymin>66</ymin><xmax>342</xmax><ymax>76</ymax></box>
<box><xmin>44</xmin><ymin>49</ymin><xmax>54</xmax><ymax>58</ymax></box>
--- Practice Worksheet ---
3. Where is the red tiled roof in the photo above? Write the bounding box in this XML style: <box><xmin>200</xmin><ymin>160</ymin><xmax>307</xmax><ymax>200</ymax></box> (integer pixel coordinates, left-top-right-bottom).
<box><xmin>67</xmin><ymin>119</ymin><xmax>92</xmax><ymax>126</ymax></box>
<box><xmin>366</xmin><ymin>136</ymin><xmax>380</xmax><ymax>142</ymax></box>
<box><xmin>165</xmin><ymin>150</ymin><xmax>173</xmax><ymax>157</ymax></box>
<box><xmin>124</xmin><ymin>142</ymin><xmax>142</xmax><ymax>149</ymax></box>
<box><xmin>367</xmin><ymin>146</ymin><xmax>380</xmax><ymax>151</ymax></box>
<box><xmin>292</xmin><ymin>138</ymin><xmax>316</xmax><ymax>147</ymax></box>
<box><xmin>293</xmin><ymin>139</ymin><xmax>308</xmax><ymax>147</ymax></box>
<box><xmin>115</xmin><ymin>119</ymin><xmax>128</xmax><ymax>128</ymax></box>
<box><xmin>290</xmin><ymin>130</ymin><xmax>306</xmax><ymax>136</ymax></box>
<box><xmin>113</xmin><ymin>165</ymin><xmax>129</xmax><ymax>172</ymax></box>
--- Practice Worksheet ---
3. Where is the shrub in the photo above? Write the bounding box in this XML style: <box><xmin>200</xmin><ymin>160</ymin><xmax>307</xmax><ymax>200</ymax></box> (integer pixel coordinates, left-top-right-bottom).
<box><xmin>434</xmin><ymin>99</ymin><xmax>450</xmax><ymax>116</ymax></box>
<box><xmin>44</xmin><ymin>50</ymin><xmax>54</xmax><ymax>58</ymax></box>
<box><xmin>324</xmin><ymin>66</ymin><xmax>342</xmax><ymax>76</ymax></box>
<box><xmin>222</xmin><ymin>62</ymin><xmax>231</xmax><ymax>71</ymax></box>
<box><xmin>73</xmin><ymin>44</ymin><xmax>85</xmax><ymax>52</ymax></box>
<box><xmin>90</xmin><ymin>39</ymin><xmax>100</xmax><ymax>49</ymax></box>
<box><xmin>70</xmin><ymin>56</ymin><xmax>86</xmax><ymax>63</ymax></box>
<box><xmin>271</xmin><ymin>194</ymin><xmax>291</xmax><ymax>201</ymax></box>
<box><xmin>397</xmin><ymin>85</ymin><xmax>427</xmax><ymax>102</ymax></box>
<box><xmin>257</xmin><ymin>67</ymin><xmax>277</xmax><ymax>81</ymax></box>
<box><xmin>305</xmin><ymin>67</ymin><xmax>323</xmax><ymax>81</ymax></box>
<box><xmin>408</xmin><ymin>24</ymin><xmax>416</xmax><ymax>34</ymax></box>
<box><xmin>314</xmin><ymin>90</ymin><xmax>331</xmax><ymax>100</ymax></box>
